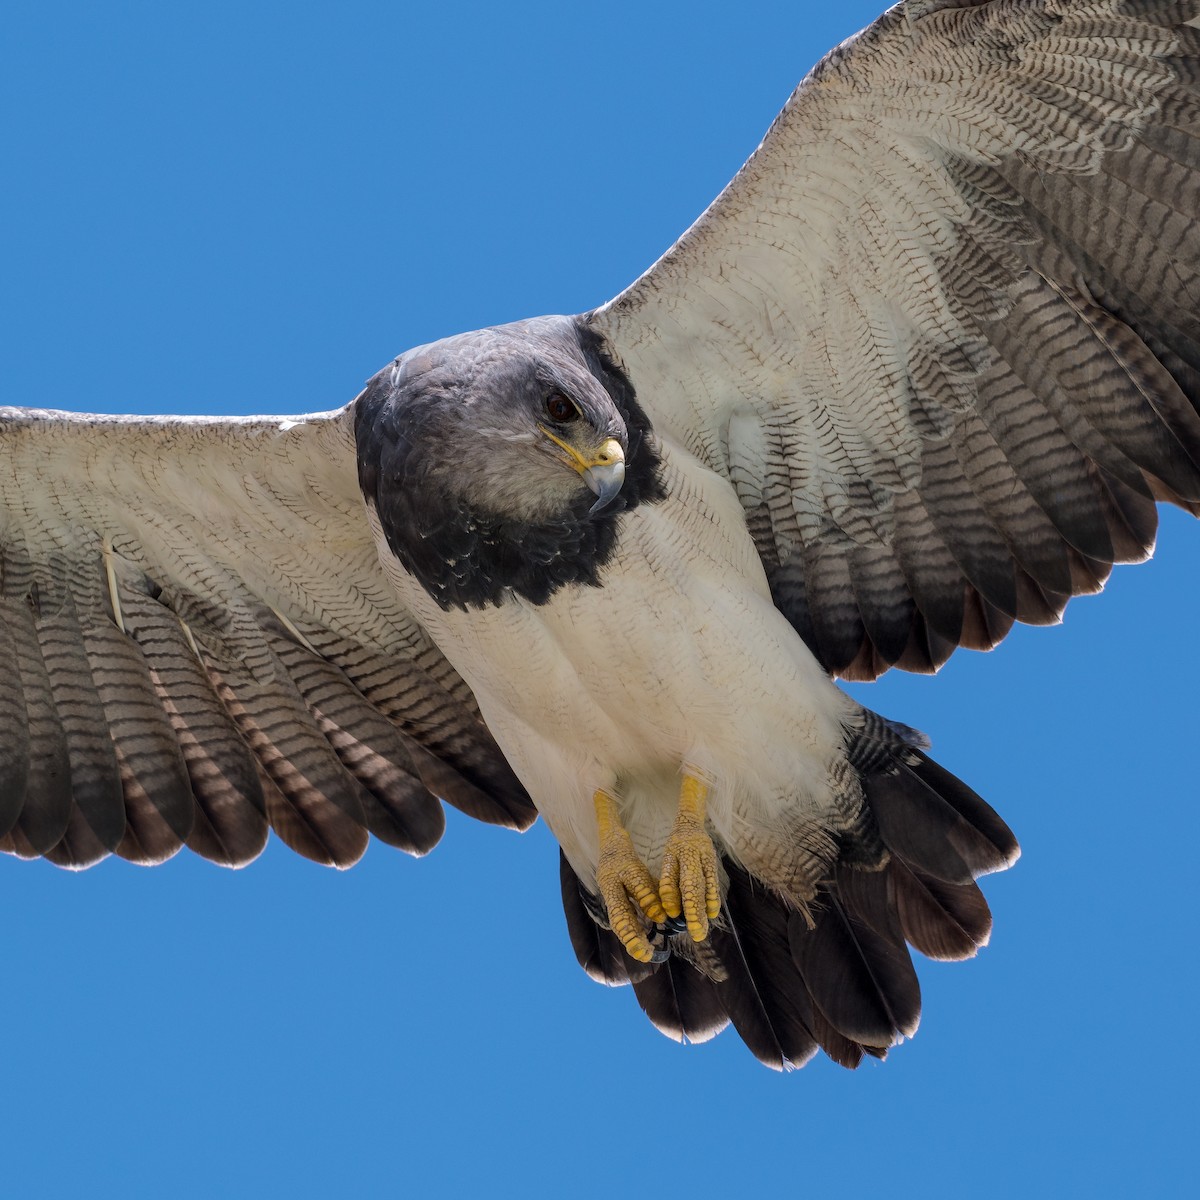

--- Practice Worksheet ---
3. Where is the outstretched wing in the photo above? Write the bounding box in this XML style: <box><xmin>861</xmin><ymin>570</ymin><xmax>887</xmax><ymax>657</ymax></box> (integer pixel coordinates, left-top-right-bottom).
<box><xmin>589</xmin><ymin>0</ymin><xmax>1200</xmax><ymax>680</ymax></box>
<box><xmin>0</xmin><ymin>406</ymin><xmax>534</xmax><ymax>870</ymax></box>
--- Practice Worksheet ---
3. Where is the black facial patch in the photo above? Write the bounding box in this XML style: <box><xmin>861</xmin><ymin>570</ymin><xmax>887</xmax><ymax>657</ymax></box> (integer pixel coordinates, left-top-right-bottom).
<box><xmin>355</xmin><ymin>318</ymin><xmax>665</xmax><ymax>610</ymax></box>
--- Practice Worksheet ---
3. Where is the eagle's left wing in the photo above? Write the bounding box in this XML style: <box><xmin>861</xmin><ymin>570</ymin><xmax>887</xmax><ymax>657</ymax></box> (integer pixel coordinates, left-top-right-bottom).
<box><xmin>589</xmin><ymin>0</ymin><xmax>1200</xmax><ymax>679</ymax></box>
<box><xmin>0</xmin><ymin>407</ymin><xmax>533</xmax><ymax>870</ymax></box>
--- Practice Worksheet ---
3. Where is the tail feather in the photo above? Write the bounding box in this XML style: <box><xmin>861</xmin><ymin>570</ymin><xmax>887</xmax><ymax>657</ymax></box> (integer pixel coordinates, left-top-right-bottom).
<box><xmin>904</xmin><ymin>753</ymin><xmax>1020</xmax><ymax>871</ymax></box>
<box><xmin>712</xmin><ymin>864</ymin><xmax>819</xmax><ymax>1069</ymax></box>
<box><xmin>808</xmin><ymin>1007</ymin><xmax>872</xmax><ymax>1070</ymax></box>
<box><xmin>705</xmin><ymin>926</ymin><xmax>787</xmax><ymax>1069</ymax></box>
<box><xmin>630</xmin><ymin>957</ymin><xmax>728</xmax><ymax>1046</ymax></box>
<box><xmin>557</xmin><ymin>718</ymin><xmax>1017</xmax><ymax>1070</ymax></box>
<box><xmin>865</xmin><ymin>751</ymin><xmax>1018</xmax><ymax>883</ymax></box>
<box><xmin>891</xmin><ymin>859</ymin><xmax>993</xmax><ymax>961</ymax></box>
<box><xmin>788</xmin><ymin>885</ymin><xmax>920</xmax><ymax>1049</ymax></box>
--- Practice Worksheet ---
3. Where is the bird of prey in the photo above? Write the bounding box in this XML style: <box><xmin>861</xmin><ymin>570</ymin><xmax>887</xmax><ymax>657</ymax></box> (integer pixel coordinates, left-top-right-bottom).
<box><xmin>3</xmin><ymin>0</ymin><xmax>1199</xmax><ymax>1070</ymax></box>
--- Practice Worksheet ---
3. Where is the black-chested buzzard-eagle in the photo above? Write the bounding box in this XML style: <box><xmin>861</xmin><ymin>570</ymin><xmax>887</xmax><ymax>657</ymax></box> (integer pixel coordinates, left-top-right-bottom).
<box><xmin>3</xmin><ymin>0</ymin><xmax>1199</xmax><ymax>1069</ymax></box>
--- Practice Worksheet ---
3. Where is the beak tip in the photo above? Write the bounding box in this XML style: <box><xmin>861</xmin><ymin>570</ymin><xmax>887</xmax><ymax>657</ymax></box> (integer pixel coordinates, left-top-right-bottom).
<box><xmin>583</xmin><ymin>460</ymin><xmax>626</xmax><ymax>515</ymax></box>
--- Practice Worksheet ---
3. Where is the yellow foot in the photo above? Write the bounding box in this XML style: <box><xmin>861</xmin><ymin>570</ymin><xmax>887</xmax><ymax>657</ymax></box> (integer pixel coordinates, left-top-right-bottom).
<box><xmin>594</xmin><ymin>790</ymin><xmax>668</xmax><ymax>963</ymax></box>
<box><xmin>659</xmin><ymin>772</ymin><xmax>721</xmax><ymax>942</ymax></box>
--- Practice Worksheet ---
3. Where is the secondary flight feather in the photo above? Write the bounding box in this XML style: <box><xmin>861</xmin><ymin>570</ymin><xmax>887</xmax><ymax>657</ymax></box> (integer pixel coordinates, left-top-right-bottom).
<box><xmin>2</xmin><ymin>0</ymin><xmax>1198</xmax><ymax>1068</ymax></box>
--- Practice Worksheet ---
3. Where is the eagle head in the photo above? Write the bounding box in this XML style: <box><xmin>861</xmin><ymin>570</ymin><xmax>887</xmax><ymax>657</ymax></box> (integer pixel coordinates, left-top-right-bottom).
<box><xmin>354</xmin><ymin>315</ymin><xmax>664</xmax><ymax>609</ymax></box>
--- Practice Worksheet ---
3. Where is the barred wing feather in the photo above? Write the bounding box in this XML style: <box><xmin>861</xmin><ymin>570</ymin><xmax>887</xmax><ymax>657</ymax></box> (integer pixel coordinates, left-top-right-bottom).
<box><xmin>591</xmin><ymin>0</ymin><xmax>1200</xmax><ymax>679</ymax></box>
<box><xmin>0</xmin><ymin>407</ymin><xmax>534</xmax><ymax>870</ymax></box>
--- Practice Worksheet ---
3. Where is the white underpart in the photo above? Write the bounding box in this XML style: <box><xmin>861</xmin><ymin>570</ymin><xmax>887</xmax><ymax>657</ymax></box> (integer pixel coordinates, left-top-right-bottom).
<box><xmin>369</xmin><ymin>436</ymin><xmax>856</xmax><ymax>887</ymax></box>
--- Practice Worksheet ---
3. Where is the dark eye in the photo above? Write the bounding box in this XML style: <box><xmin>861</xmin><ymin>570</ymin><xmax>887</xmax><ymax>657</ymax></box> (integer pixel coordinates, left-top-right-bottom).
<box><xmin>544</xmin><ymin>392</ymin><xmax>578</xmax><ymax>423</ymax></box>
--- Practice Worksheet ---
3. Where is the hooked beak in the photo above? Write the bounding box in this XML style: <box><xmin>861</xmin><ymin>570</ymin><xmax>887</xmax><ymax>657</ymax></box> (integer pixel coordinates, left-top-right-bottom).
<box><xmin>539</xmin><ymin>428</ymin><xmax>627</xmax><ymax>516</ymax></box>
<box><xmin>582</xmin><ymin>455</ymin><xmax>626</xmax><ymax>515</ymax></box>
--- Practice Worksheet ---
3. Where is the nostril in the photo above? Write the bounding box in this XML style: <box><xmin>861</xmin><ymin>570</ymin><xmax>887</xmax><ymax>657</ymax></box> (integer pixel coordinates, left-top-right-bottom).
<box><xmin>593</xmin><ymin>438</ymin><xmax>624</xmax><ymax>468</ymax></box>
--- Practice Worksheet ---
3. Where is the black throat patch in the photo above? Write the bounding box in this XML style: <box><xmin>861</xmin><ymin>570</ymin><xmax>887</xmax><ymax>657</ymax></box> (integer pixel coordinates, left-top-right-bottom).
<box><xmin>355</xmin><ymin>320</ymin><xmax>666</xmax><ymax>610</ymax></box>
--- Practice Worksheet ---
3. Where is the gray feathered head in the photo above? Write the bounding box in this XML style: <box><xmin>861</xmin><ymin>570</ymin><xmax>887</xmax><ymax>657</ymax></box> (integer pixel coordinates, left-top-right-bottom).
<box><xmin>355</xmin><ymin>315</ymin><xmax>664</xmax><ymax>609</ymax></box>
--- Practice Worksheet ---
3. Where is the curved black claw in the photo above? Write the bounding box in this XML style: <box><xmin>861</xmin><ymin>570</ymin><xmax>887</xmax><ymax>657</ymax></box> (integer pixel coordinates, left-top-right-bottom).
<box><xmin>647</xmin><ymin>919</ymin><xmax>685</xmax><ymax>963</ymax></box>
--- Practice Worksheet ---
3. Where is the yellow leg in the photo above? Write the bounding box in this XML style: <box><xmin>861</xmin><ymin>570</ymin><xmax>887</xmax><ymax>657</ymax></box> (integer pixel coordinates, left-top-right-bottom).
<box><xmin>594</xmin><ymin>790</ymin><xmax>668</xmax><ymax>963</ymax></box>
<box><xmin>659</xmin><ymin>772</ymin><xmax>721</xmax><ymax>942</ymax></box>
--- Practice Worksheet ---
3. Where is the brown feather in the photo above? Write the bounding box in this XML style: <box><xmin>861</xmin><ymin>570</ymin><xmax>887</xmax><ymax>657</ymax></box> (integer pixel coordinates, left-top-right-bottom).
<box><xmin>891</xmin><ymin>859</ymin><xmax>993</xmax><ymax>962</ymax></box>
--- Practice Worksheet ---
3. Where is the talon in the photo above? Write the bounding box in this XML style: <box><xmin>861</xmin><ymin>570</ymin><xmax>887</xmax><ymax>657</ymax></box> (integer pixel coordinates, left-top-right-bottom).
<box><xmin>594</xmin><ymin>789</ymin><xmax>667</xmax><ymax>962</ymax></box>
<box><xmin>659</xmin><ymin>771</ymin><xmax>722</xmax><ymax>942</ymax></box>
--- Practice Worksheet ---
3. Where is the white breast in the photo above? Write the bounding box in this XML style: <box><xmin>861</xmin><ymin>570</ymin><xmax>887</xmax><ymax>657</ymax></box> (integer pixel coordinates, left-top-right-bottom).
<box><xmin>369</xmin><ymin>438</ymin><xmax>857</xmax><ymax>888</ymax></box>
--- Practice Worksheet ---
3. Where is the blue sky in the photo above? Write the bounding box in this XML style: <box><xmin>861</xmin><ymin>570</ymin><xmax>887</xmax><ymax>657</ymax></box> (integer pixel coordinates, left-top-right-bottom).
<box><xmin>3</xmin><ymin>3</ymin><xmax>1197</xmax><ymax>1196</ymax></box>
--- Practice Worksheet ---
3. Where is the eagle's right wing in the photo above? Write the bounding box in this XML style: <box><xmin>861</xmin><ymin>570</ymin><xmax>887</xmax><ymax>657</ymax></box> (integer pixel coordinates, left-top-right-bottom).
<box><xmin>0</xmin><ymin>405</ymin><xmax>534</xmax><ymax>870</ymax></box>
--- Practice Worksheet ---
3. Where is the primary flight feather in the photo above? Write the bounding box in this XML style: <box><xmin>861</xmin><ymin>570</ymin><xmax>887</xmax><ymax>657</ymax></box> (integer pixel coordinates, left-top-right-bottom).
<box><xmin>2</xmin><ymin>0</ymin><xmax>1197</xmax><ymax>1068</ymax></box>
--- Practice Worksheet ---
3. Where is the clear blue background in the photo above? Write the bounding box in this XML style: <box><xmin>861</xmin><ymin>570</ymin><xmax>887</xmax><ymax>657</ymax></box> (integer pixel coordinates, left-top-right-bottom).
<box><xmin>3</xmin><ymin>3</ymin><xmax>1197</xmax><ymax>1197</ymax></box>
